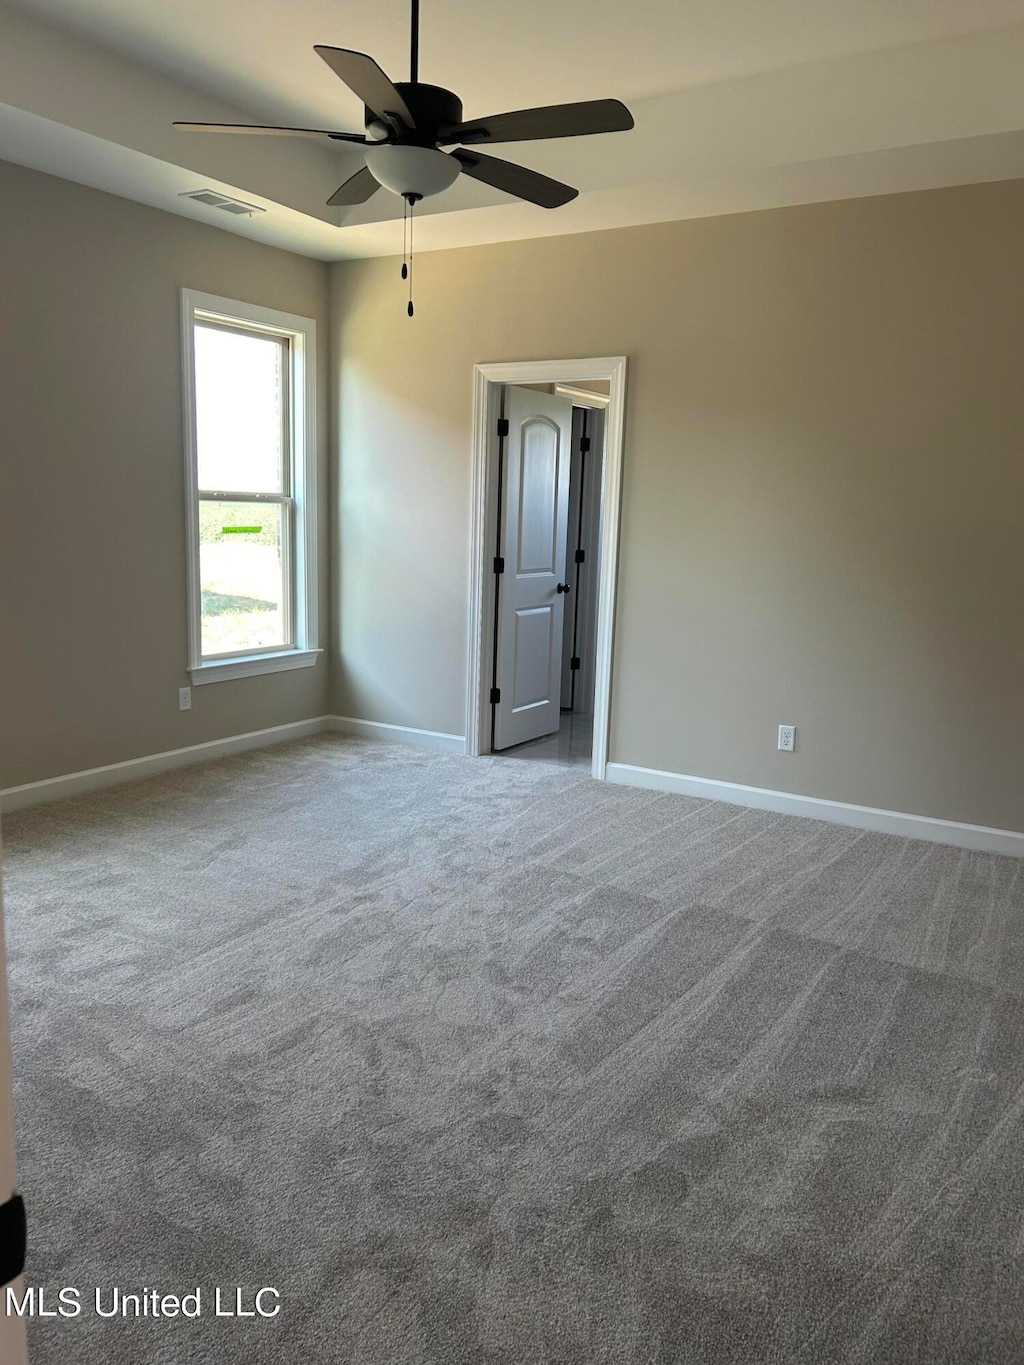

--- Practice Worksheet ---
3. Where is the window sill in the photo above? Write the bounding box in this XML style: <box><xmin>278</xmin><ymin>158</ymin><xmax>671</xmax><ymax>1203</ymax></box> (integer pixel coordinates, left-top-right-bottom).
<box><xmin>189</xmin><ymin>649</ymin><xmax>322</xmax><ymax>686</ymax></box>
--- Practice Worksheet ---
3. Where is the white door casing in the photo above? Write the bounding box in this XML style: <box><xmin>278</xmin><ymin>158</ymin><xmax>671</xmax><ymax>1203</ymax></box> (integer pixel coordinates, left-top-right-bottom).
<box><xmin>465</xmin><ymin>356</ymin><xmax>628</xmax><ymax>778</ymax></box>
<box><xmin>492</xmin><ymin>386</ymin><xmax>573</xmax><ymax>750</ymax></box>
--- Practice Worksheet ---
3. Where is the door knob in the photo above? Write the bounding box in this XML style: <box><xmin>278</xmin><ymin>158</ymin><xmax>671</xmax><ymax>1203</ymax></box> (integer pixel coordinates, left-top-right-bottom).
<box><xmin>556</xmin><ymin>582</ymin><xmax>572</xmax><ymax>594</ymax></box>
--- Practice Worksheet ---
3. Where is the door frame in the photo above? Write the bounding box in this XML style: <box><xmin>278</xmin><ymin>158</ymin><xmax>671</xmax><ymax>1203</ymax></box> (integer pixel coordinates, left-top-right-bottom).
<box><xmin>465</xmin><ymin>356</ymin><xmax>628</xmax><ymax>779</ymax></box>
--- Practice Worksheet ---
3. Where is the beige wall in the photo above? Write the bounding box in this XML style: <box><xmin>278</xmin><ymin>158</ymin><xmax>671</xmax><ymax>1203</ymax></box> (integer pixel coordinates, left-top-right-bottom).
<box><xmin>0</xmin><ymin>161</ymin><xmax>330</xmax><ymax>790</ymax></box>
<box><xmin>2</xmin><ymin>162</ymin><xmax>1021</xmax><ymax>831</ymax></box>
<box><xmin>331</xmin><ymin>179</ymin><xmax>1024</xmax><ymax>832</ymax></box>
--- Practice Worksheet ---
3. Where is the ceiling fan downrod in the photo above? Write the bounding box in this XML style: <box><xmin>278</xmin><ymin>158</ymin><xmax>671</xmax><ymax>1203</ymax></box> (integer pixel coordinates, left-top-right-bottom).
<box><xmin>410</xmin><ymin>0</ymin><xmax>420</xmax><ymax>84</ymax></box>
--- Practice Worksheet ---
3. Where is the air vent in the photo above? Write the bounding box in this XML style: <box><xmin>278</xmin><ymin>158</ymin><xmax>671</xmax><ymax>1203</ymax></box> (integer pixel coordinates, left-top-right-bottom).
<box><xmin>179</xmin><ymin>189</ymin><xmax>265</xmax><ymax>217</ymax></box>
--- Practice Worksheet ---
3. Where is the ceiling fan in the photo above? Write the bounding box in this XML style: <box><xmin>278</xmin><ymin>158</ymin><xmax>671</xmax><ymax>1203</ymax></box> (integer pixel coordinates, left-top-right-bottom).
<box><xmin>174</xmin><ymin>0</ymin><xmax>634</xmax><ymax>212</ymax></box>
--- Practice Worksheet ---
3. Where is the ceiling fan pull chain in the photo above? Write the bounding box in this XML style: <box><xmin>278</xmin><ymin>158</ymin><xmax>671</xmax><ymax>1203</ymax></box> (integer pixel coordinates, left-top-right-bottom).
<box><xmin>401</xmin><ymin>196</ymin><xmax>409</xmax><ymax>281</ymax></box>
<box><xmin>403</xmin><ymin>193</ymin><xmax>420</xmax><ymax>317</ymax></box>
<box><xmin>407</xmin><ymin>197</ymin><xmax>415</xmax><ymax>317</ymax></box>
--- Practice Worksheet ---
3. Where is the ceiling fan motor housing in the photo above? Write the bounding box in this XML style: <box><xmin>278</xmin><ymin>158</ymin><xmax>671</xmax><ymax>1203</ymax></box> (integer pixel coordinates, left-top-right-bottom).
<box><xmin>379</xmin><ymin>83</ymin><xmax>463</xmax><ymax>145</ymax></box>
<box><xmin>363</xmin><ymin>83</ymin><xmax>464</xmax><ymax>200</ymax></box>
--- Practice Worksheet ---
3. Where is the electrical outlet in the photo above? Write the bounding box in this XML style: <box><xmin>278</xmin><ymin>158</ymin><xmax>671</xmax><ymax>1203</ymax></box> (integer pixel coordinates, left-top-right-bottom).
<box><xmin>178</xmin><ymin>687</ymin><xmax>192</xmax><ymax>712</ymax></box>
<box><xmin>778</xmin><ymin>724</ymin><xmax>795</xmax><ymax>752</ymax></box>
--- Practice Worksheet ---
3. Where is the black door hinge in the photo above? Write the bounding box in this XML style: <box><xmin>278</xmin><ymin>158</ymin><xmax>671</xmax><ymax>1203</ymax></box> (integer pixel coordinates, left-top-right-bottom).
<box><xmin>574</xmin><ymin>548</ymin><xmax>585</xmax><ymax>565</ymax></box>
<box><xmin>497</xmin><ymin>418</ymin><xmax>509</xmax><ymax>438</ymax></box>
<box><xmin>489</xmin><ymin>687</ymin><xmax>501</xmax><ymax>705</ymax></box>
<box><xmin>0</xmin><ymin>1194</ymin><xmax>26</xmax><ymax>1287</ymax></box>
<box><xmin>570</xmin><ymin>657</ymin><xmax>581</xmax><ymax>671</ymax></box>
<box><xmin>493</xmin><ymin>556</ymin><xmax>504</xmax><ymax>574</ymax></box>
<box><xmin>580</xmin><ymin>435</ymin><xmax>591</xmax><ymax>453</ymax></box>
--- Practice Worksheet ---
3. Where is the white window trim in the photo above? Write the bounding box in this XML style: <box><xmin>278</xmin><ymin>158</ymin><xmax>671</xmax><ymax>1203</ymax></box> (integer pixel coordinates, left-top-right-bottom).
<box><xmin>180</xmin><ymin>289</ymin><xmax>320</xmax><ymax>685</ymax></box>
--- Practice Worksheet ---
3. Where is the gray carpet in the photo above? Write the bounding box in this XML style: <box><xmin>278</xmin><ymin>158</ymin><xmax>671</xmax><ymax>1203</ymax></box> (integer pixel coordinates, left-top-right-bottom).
<box><xmin>4</xmin><ymin>735</ymin><xmax>1024</xmax><ymax>1363</ymax></box>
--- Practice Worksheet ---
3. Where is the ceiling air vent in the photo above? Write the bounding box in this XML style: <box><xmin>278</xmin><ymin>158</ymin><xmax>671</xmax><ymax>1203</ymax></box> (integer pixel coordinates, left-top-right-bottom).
<box><xmin>179</xmin><ymin>189</ymin><xmax>265</xmax><ymax>216</ymax></box>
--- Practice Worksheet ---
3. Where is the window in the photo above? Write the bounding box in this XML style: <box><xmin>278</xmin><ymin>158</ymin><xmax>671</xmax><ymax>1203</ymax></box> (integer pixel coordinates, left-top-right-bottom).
<box><xmin>181</xmin><ymin>290</ymin><xmax>319</xmax><ymax>683</ymax></box>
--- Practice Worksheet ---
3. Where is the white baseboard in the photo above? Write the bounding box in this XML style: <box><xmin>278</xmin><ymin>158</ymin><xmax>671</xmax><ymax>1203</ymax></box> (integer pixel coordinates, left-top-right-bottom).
<box><xmin>12</xmin><ymin>718</ymin><xmax>1013</xmax><ymax>858</ymax></box>
<box><xmin>327</xmin><ymin>715</ymin><xmax>466</xmax><ymax>755</ymax></box>
<box><xmin>605</xmin><ymin>762</ymin><xmax>1024</xmax><ymax>858</ymax></box>
<box><xmin>0</xmin><ymin>717</ymin><xmax>330</xmax><ymax>813</ymax></box>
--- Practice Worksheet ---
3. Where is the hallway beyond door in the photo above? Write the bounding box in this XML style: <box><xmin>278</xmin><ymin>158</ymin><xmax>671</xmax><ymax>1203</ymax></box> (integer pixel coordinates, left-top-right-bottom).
<box><xmin>497</xmin><ymin>711</ymin><xmax>593</xmax><ymax>768</ymax></box>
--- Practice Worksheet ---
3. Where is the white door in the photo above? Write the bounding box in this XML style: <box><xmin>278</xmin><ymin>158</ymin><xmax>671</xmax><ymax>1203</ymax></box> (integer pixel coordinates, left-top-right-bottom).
<box><xmin>0</xmin><ymin>835</ymin><xmax>29</xmax><ymax>1365</ymax></box>
<box><xmin>493</xmin><ymin>386</ymin><xmax>573</xmax><ymax>750</ymax></box>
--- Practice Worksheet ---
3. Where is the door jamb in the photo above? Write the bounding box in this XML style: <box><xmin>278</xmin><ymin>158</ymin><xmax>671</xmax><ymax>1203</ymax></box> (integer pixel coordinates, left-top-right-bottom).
<box><xmin>465</xmin><ymin>357</ymin><xmax>628</xmax><ymax>779</ymax></box>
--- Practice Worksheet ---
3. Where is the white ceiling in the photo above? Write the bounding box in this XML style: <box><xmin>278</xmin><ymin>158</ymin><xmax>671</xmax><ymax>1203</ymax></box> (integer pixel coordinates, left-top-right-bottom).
<box><xmin>2</xmin><ymin>0</ymin><xmax>1024</xmax><ymax>260</ymax></box>
<box><xmin>10</xmin><ymin>0</ymin><xmax>1024</xmax><ymax>119</ymax></box>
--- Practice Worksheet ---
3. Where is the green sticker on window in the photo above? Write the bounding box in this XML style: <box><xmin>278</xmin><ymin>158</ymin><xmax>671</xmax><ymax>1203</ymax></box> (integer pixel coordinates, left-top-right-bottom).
<box><xmin>222</xmin><ymin>526</ymin><xmax>262</xmax><ymax>534</ymax></box>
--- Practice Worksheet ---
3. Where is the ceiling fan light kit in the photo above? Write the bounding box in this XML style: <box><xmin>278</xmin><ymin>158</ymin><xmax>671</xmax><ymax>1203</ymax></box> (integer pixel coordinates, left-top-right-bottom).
<box><xmin>364</xmin><ymin>144</ymin><xmax>460</xmax><ymax>199</ymax></box>
<box><xmin>175</xmin><ymin>0</ymin><xmax>634</xmax><ymax>313</ymax></box>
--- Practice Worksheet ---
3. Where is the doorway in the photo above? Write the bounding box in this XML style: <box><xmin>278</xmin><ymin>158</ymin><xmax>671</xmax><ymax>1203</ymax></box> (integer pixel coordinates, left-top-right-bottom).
<box><xmin>465</xmin><ymin>358</ymin><xmax>627</xmax><ymax>780</ymax></box>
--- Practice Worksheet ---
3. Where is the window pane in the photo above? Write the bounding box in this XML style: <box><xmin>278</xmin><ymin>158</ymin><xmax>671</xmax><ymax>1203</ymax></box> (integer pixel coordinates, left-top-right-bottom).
<box><xmin>195</xmin><ymin>324</ymin><xmax>286</xmax><ymax>494</ymax></box>
<box><xmin>199</xmin><ymin>501</ymin><xmax>288</xmax><ymax>656</ymax></box>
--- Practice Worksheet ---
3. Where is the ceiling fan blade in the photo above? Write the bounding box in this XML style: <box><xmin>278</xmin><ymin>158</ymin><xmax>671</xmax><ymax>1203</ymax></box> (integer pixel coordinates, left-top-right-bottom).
<box><xmin>174</xmin><ymin>122</ymin><xmax>368</xmax><ymax>144</ymax></box>
<box><xmin>327</xmin><ymin>165</ymin><xmax>380</xmax><ymax>207</ymax></box>
<box><xmin>439</xmin><ymin>98</ymin><xmax>633</xmax><ymax>147</ymax></box>
<box><xmin>314</xmin><ymin>47</ymin><xmax>415</xmax><ymax>130</ymax></box>
<box><xmin>453</xmin><ymin>150</ymin><xmax>577</xmax><ymax>209</ymax></box>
